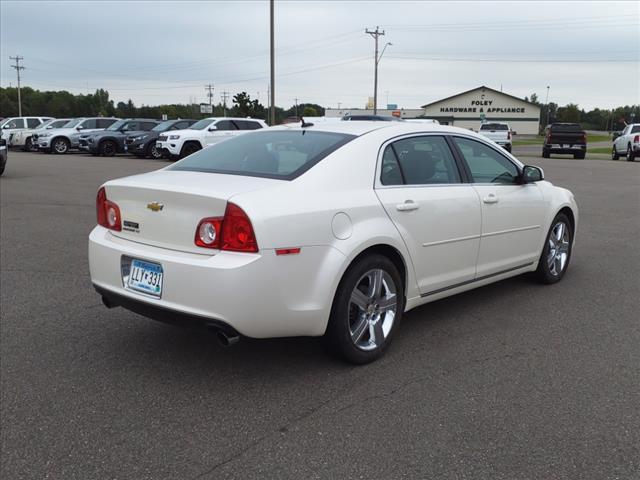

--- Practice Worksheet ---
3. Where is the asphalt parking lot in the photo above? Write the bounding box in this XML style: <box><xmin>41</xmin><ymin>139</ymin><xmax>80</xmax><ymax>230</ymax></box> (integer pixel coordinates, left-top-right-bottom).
<box><xmin>1</xmin><ymin>150</ymin><xmax>639</xmax><ymax>479</ymax></box>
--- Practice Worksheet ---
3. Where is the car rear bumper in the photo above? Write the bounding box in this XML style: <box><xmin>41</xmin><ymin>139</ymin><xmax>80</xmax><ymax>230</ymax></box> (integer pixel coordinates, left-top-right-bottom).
<box><xmin>544</xmin><ymin>144</ymin><xmax>586</xmax><ymax>153</ymax></box>
<box><xmin>88</xmin><ymin>226</ymin><xmax>345</xmax><ymax>338</ymax></box>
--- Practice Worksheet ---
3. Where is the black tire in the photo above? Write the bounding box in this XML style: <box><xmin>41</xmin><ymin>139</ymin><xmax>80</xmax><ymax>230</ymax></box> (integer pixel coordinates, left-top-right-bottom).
<box><xmin>100</xmin><ymin>140</ymin><xmax>117</xmax><ymax>157</ymax></box>
<box><xmin>542</xmin><ymin>148</ymin><xmax>550</xmax><ymax>158</ymax></box>
<box><xmin>534</xmin><ymin>212</ymin><xmax>573</xmax><ymax>284</ymax></box>
<box><xmin>0</xmin><ymin>163</ymin><xmax>5</xmax><ymax>176</ymax></box>
<box><xmin>626</xmin><ymin>145</ymin><xmax>635</xmax><ymax>162</ymax></box>
<box><xmin>146</xmin><ymin>141</ymin><xmax>163</xmax><ymax>160</ymax></box>
<box><xmin>574</xmin><ymin>152</ymin><xmax>585</xmax><ymax>159</ymax></box>
<box><xmin>51</xmin><ymin>137</ymin><xmax>70</xmax><ymax>154</ymax></box>
<box><xmin>22</xmin><ymin>137</ymin><xmax>32</xmax><ymax>152</ymax></box>
<box><xmin>612</xmin><ymin>146</ymin><xmax>620</xmax><ymax>160</ymax></box>
<box><xmin>180</xmin><ymin>142</ymin><xmax>201</xmax><ymax>159</ymax></box>
<box><xmin>325</xmin><ymin>254</ymin><xmax>404</xmax><ymax>364</ymax></box>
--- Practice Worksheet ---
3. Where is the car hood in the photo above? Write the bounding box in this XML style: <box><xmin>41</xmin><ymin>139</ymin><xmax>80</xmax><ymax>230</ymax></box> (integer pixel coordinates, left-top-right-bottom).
<box><xmin>160</xmin><ymin>128</ymin><xmax>202</xmax><ymax>137</ymax></box>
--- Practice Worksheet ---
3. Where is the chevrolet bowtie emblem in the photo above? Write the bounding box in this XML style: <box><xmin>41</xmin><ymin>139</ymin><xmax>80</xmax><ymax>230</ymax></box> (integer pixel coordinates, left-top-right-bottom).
<box><xmin>146</xmin><ymin>202</ymin><xmax>164</xmax><ymax>212</ymax></box>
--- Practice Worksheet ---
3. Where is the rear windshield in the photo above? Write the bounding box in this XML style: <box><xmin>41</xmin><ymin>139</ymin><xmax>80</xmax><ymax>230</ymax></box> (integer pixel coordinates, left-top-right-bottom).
<box><xmin>169</xmin><ymin>130</ymin><xmax>356</xmax><ymax>180</ymax></box>
<box><xmin>550</xmin><ymin>124</ymin><xmax>582</xmax><ymax>132</ymax></box>
<box><xmin>480</xmin><ymin>123</ymin><xmax>509</xmax><ymax>130</ymax></box>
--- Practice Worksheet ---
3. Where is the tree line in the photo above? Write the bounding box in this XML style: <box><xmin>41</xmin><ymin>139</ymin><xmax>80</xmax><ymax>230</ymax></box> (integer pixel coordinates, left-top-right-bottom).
<box><xmin>0</xmin><ymin>86</ymin><xmax>324</xmax><ymax>125</ymax></box>
<box><xmin>523</xmin><ymin>92</ymin><xmax>639</xmax><ymax>132</ymax></box>
<box><xmin>1</xmin><ymin>86</ymin><xmax>637</xmax><ymax>131</ymax></box>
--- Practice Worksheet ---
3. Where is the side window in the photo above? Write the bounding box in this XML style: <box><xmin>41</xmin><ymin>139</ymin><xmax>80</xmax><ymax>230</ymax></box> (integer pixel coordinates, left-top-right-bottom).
<box><xmin>380</xmin><ymin>145</ymin><xmax>403</xmax><ymax>185</ymax></box>
<box><xmin>27</xmin><ymin>118</ymin><xmax>41</xmax><ymax>128</ymax></box>
<box><xmin>453</xmin><ymin>137</ymin><xmax>519</xmax><ymax>184</ymax></box>
<box><xmin>215</xmin><ymin>120</ymin><xmax>237</xmax><ymax>131</ymax></box>
<box><xmin>82</xmin><ymin>119</ymin><xmax>98</xmax><ymax>129</ymax></box>
<box><xmin>173</xmin><ymin>121</ymin><xmax>190</xmax><ymax>130</ymax></box>
<box><xmin>96</xmin><ymin>119</ymin><xmax>116</xmax><ymax>128</ymax></box>
<box><xmin>384</xmin><ymin>135</ymin><xmax>461</xmax><ymax>185</ymax></box>
<box><xmin>631</xmin><ymin>126</ymin><xmax>640</xmax><ymax>134</ymax></box>
<box><xmin>6</xmin><ymin>119</ymin><xmax>25</xmax><ymax>128</ymax></box>
<box><xmin>123</xmin><ymin>121</ymin><xmax>139</xmax><ymax>131</ymax></box>
<box><xmin>140</xmin><ymin>122</ymin><xmax>156</xmax><ymax>131</ymax></box>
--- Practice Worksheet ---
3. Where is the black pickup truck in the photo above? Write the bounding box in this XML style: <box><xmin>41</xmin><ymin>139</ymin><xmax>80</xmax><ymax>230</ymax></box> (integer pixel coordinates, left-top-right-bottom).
<box><xmin>542</xmin><ymin>123</ymin><xmax>587</xmax><ymax>159</ymax></box>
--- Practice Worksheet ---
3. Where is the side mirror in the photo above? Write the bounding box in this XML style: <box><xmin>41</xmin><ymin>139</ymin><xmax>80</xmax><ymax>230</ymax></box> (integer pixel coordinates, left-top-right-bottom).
<box><xmin>208</xmin><ymin>125</ymin><xmax>218</xmax><ymax>132</ymax></box>
<box><xmin>76</xmin><ymin>125</ymin><xmax>84</xmax><ymax>131</ymax></box>
<box><xmin>2</xmin><ymin>125</ymin><xmax>10</xmax><ymax>129</ymax></box>
<box><xmin>612</xmin><ymin>131</ymin><xmax>621</xmax><ymax>140</ymax></box>
<box><xmin>522</xmin><ymin>165</ymin><xmax>544</xmax><ymax>183</ymax></box>
<box><xmin>46</xmin><ymin>125</ymin><xmax>53</xmax><ymax>129</ymax></box>
<box><xmin>511</xmin><ymin>130</ymin><xmax>517</xmax><ymax>135</ymax></box>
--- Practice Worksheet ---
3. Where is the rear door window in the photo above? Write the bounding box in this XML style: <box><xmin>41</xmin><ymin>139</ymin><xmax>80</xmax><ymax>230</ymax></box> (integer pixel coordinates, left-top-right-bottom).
<box><xmin>27</xmin><ymin>118</ymin><xmax>41</xmax><ymax>128</ymax></box>
<box><xmin>96</xmin><ymin>119</ymin><xmax>116</xmax><ymax>128</ymax></box>
<box><xmin>82</xmin><ymin>119</ymin><xmax>98</xmax><ymax>129</ymax></box>
<box><xmin>383</xmin><ymin>136</ymin><xmax>462</xmax><ymax>185</ymax></box>
<box><xmin>140</xmin><ymin>122</ymin><xmax>157</xmax><ymax>131</ymax></box>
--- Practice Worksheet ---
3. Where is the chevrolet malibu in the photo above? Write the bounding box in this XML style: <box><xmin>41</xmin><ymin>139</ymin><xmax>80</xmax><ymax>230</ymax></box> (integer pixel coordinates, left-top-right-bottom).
<box><xmin>89</xmin><ymin>122</ymin><xmax>578</xmax><ymax>363</ymax></box>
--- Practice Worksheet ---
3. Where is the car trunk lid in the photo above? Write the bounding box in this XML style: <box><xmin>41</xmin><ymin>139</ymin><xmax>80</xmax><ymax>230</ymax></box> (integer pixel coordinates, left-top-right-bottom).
<box><xmin>104</xmin><ymin>170</ymin><xmax>280</xmax><ymax>254</ymax></box>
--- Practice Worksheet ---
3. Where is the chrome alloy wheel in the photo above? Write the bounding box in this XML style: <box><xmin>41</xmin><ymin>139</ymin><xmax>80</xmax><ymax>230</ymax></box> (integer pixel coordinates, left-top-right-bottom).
<box><xmin>150</xmin><ymin>143</ymin><xmax>162</xmax><ymax>159</ymax></box>
<box><xmin>53</xmin><ymin>139</ymin><xmax>67</xmax><ymax>154</ymax></box>
<box><xmin>547</xmin><ymin>221</ymin><xmax>570</xmax><ymax>276</ymax></box>
<box><xmin>348</xmin><ymin>269</ymin><xmax>398</xmax><ymax>351</ymax></box>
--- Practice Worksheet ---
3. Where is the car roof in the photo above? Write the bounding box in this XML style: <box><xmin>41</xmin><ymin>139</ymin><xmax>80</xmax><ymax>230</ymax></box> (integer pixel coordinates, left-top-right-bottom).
<box><xmin>273</xmin><ymin>121</ymin><xmax>479</xmax><ymax>138</ymax></box>
<box><xmin>203</xmin><ymin>117</ymin><xmax>265</xmax><ymax>122</ymax></box>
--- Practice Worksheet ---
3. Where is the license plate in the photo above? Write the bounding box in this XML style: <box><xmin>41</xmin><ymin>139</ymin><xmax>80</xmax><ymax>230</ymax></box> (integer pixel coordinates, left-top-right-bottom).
<box><xmin>128</xmin><ymin>259</ymin><xmax>163</xmax><ymax>296</ymax></box>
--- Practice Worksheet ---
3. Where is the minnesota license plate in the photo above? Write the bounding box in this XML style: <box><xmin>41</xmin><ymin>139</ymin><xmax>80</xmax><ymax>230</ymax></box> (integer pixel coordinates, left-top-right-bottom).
<box><xmin>128</xmin><ymin>259</ymin><xmax>163</xmax><ymax>296</ymax></box>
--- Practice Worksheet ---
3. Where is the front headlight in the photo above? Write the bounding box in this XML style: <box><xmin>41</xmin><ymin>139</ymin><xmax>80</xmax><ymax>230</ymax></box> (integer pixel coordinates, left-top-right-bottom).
<box><xmin>132</xmin><ymin>135</ymin><xmax>147</xmax><ymax>142</ymax></box>
<box><xmin>169</xmin><ymin>135</ymin><xmax>180</xmax><ymax>140</ymax></box>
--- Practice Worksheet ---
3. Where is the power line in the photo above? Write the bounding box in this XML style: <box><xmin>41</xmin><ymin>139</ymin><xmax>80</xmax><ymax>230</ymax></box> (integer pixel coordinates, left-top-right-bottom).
<box><xmin>9</xmin><ymin>55</ymin><xmax>25</xmax><ymax>116</ymax></box>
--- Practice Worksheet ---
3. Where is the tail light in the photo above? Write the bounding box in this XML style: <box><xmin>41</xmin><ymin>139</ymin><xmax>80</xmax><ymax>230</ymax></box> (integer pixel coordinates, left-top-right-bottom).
<box><xmin>96</xmin><ymin>187</ymin><xmax>122</xmax><ymax>231</ymax></box>
<box><xmin>195</xmin><ymin>202</ymin><xmax>258</xmax><ymax>253</ymax></box>
<box><xmin>634</xmin><ymin>135</ymin><xmax>639</xmax><ymax>143</ymax></box>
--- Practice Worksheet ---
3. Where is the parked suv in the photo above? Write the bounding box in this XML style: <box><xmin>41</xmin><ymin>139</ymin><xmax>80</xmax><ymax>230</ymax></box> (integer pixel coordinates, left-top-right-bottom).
<box><xmin>612</xmin><ymin>123</ymin><xmax>640</xmax><ymax>161</ymax></box>
<box><xmin>125</xmin><ymin>119</ymin><xmax>197</xmax><ymax>159</ymax></box>
<box><xmin>542</xmin><ymin>123</ymin><xmax>587</xmax><ymax>159</ymax></box>
<box><xmin>37</xmin><ymin>117</ymin><xmax>119</xmax><ymax>154</ymax></box>
<box><xmin>80</xmin><ymin>119</ymin><xmax>160</xmax><ymax>156</ymax></box>
<box><xmin>1</xmin><ymin>117</ymin><xmax>52</xmax><ymax>143</ymax></box>
<box><xmin>10</xmin><ymin>118</ymin><xmax>72</xmax><ymax>151</ymax></box>
<box><xmin>0</xmin><ymin>137</ymin><xmax>7</xmax><ymax>176</ymax></box>
<box><xmin>478</xmin><ymin>122</ymin><xmax>512</xmax><ymax>152</ymax></box>
<box><xmin>155</xmin><ymin>117</ymin><xmax>266</xmax><ymax>160</ymax></box>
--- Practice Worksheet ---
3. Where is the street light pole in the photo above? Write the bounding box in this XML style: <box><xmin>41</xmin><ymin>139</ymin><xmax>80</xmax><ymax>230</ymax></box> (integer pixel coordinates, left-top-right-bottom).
<box><xmin>545</xmin><ymin>85</ymin><xmax>550</xmax><ymax>127</ymax></box>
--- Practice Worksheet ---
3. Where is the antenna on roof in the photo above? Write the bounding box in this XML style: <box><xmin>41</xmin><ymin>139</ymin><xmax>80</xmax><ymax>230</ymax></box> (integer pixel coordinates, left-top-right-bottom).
<box><xmin>301</xmin><ymin>117</ymin><xmax>314</xmax><ymax>128</ymax></box>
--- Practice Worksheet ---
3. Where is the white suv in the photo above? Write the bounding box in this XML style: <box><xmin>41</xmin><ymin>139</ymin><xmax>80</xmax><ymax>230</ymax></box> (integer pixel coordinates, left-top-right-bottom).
<box><xmin>0</xmin><ymin>116</ymin><xmax>52</xmax><ymax>143</ymax></box>
<box><xmin>36</xmin><ymin>117</ymin><xmax>119</xmax><ymax>154</ymax></box>
<box><xmin>156</xmin><ymin>117</ymin><xmax>267</xmax><ymax>159</ymax></box>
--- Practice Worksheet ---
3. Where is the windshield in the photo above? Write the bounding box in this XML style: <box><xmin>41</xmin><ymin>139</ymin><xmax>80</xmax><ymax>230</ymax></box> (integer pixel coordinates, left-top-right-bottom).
<box><xmin>481</xmin><ymin>123</ymin><xmax>509</xmax><ymax>130</ymax></box>
<box><xmin>152</xmin><ymin>120</ymin><xmax>177</xmax><ymax>132</ymax></box>
<box><xmin>170</xmin><ymin>130</ymin><xmax>356</xmax><ymax>180</ymax></box>
<box><xmin>106</xmin><ymin>120</ymin><xmax>126</xmax><ymax>131</ymax></box>
<box><xmin>189</xmin><ymin>119</ymin><xmax>215</xmax><ymax>130</ymax></box>
<box><xmin>48</xmin><ymin>119</ymin><xmax>72</xmax><ymax>128</ymax></box>
<box><xmin>65</xmin><ymin>119</ymin><xmax>83</xmax><ymax>128</ymax></box>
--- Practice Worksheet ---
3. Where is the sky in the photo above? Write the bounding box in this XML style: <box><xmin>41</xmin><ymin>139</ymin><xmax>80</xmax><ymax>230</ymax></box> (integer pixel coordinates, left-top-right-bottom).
<box><xmin>1</xmin><ymin>0</ymin><xmax>638</xmax><ymax>111</ymax></box>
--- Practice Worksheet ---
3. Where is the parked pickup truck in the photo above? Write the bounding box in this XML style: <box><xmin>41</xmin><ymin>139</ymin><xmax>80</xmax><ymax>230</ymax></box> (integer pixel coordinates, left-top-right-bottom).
<box><xmin>478</xmin><ymin>122</ymin><xmax>512</xmax><ymax>152</ymax></box>
<box><xmin>542</xmin><ymin>123</ymin><xmax>587</xmax><ymax>159</ymax></box>
<box><xmin>612</xmin><ymin>123</ymin><xmax>640</xmax><ymax>162</ymax></box>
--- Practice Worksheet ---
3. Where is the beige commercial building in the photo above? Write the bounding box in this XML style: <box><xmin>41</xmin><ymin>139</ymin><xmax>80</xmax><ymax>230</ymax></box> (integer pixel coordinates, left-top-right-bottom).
<box><xmin>421</xmin><ymin>86</ymin><xmax>541</xmax><ymax>135</ymax></box>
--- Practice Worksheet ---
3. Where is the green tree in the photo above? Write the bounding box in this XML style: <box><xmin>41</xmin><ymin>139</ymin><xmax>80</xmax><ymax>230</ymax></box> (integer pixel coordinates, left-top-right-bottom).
<box><xmin>556</xmin><ymin>103</ymin><xmax>581</xmax><ymax>123</ymax></box>
<box><xmin>302</xmin><ymin>106</ymin><xmax>318</xmax><ymax>117</ymax></box>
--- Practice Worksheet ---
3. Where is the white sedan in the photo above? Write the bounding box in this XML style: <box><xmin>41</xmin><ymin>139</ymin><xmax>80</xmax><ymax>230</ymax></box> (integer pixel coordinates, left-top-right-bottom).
<box><xmin>89</xmin><ymin>122</ymin><xmax>578</xmax><ymax>363</ymax></box>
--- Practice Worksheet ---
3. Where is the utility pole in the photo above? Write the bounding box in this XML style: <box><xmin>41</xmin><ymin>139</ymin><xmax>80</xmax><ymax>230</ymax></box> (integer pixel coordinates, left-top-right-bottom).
<box><xmin>205</xmin><ymin>84</ymin><xmax>214</xmax><ymax>110</ymax></box>
<box><xmin>365</xmin><ymin>27</ymin><xmax>385</xmax><ymax>115</ymax></box>
<box><xmin>269</xmin><ymin>0</ymin><xmax>275</xmax><ymax>125</ymax></box>
<box><xmin>294</xmin><ymin>98</ymin><xmax>298</xmax><ymax>119</ymax></box>
<box><xmin>220</xmin><ymin>91</ymin><xmax>230</xmax><ymax>117</ymax></box>
<box><xmin>10</xmin><ymin>55</ymin><xmax>25</xmax><ymax>116</ymax></box>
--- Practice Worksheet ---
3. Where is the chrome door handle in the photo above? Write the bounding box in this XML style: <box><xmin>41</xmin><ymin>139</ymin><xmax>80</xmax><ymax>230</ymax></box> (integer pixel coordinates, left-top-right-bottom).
<box><xmin>396</xmin><ymin>200</ymin><xmax>419</xmax><ymax>211</ymax></box>
<box><xmin>483</xmin><ymin>194</ymin><xmax>499</xmax><ymax>204</ymax></box>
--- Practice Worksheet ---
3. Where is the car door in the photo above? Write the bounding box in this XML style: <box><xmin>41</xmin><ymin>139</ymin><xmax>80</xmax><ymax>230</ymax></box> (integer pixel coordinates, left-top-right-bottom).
<box><xmin>451</xmin><ymin>136</ymin><xmax>546</xmax><ymax>278</ymax></box>
<box><xmin>374</xmin><ymin>135</ymin><xmax>481</xmax><ymax>295</ymax></box>
<box><xmin>614</xmin><ymin>126</ymin><xmax>629</xmax><ymax>153</ymax></box>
